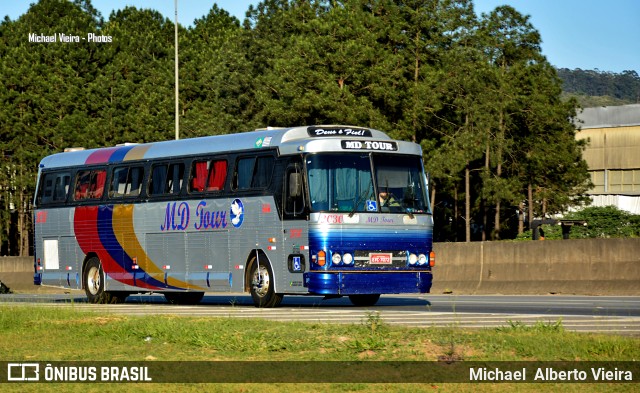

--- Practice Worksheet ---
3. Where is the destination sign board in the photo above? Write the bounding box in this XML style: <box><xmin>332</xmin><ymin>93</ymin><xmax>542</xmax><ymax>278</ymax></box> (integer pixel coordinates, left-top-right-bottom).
<box><xmin>340</xmin><ymin>140</ymin><xmax>398</xmax><ymax>151</ymax></box>
<box><xmin>307</xmin><ymin>126</ymin><xmax>372</xmax><ymax>138</ymax></box>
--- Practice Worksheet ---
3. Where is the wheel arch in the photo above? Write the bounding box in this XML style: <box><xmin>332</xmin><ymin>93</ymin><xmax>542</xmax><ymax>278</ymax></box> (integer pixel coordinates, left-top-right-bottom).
<box><xmin>243</xmin><ymin>249</ymin><xmax>275</xmax><ymax>293</ymax></box>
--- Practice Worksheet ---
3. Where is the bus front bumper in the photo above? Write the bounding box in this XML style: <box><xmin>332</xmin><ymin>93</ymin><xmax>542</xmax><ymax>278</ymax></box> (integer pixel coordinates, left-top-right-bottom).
<box><xmin>304</xmin><ymin>271</ymin><xmax>432</xmax><ymax>295</ymax></box>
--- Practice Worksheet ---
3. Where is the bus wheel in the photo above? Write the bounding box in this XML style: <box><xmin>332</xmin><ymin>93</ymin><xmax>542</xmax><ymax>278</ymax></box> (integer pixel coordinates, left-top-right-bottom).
<box><xmin>83</xmin><ymin>257</ymin><xmax>125</xmax><ymax>304</ymax></box>
<box><xmin>348</xmin><ymin>294</ymin><xmax>380</xmax><ymax>307</ymax></box>
<box><xmin>249</xmin><ymin>259</ymin><xmax>283</xmax><ymax>308</ymax></box>
<box><xmin>164</xmin><ymin>292</ymin><xmax>204</xmax><ymax>305</ymax></box>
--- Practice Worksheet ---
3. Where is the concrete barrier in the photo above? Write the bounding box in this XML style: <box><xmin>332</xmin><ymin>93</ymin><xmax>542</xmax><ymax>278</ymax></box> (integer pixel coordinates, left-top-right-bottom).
<box><xmin>1</xmin><ymin>238</ymin><xmax>639</xmax><ymax>295</ymax></box>
<box><xmin>431</xmin><ymin>238</ymin><xmax>640</xmax><ymax>295</ymax></box>
<box><xmin>0</xmin><ymin>257</ymin><xmax>34</xmax><ymax>291</ymax></box>
<box><xmin>0</xmin><ymin>256</ymin><xmax>32</xmax><ymax>273</ymax></box>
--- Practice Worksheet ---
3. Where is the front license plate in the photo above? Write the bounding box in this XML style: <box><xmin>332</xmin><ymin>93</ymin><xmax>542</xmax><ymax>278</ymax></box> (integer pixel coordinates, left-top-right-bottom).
<box><xmin>369</xmin><ymin>253</ymin><xmax>392</xmax><ymax>265</ymax></box>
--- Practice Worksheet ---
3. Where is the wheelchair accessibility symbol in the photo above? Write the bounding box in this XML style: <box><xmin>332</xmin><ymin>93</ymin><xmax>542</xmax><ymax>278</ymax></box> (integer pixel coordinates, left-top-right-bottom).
<box><xmin>366</xmin><ymin>200</ymin><xmax>377</xmax><ymax>211</ymax></box>
<box><xmin>292</xmin><ymin>256</ymin><xmax>302</xmax><ymax>272</ymax></box>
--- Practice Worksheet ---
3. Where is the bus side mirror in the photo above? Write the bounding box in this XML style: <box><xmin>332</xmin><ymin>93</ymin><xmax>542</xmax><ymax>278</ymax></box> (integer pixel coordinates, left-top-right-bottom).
<box><xmin>289</xmin><ymin>173</ymin><xmax>302</xmax><ymax>197</ymax></box>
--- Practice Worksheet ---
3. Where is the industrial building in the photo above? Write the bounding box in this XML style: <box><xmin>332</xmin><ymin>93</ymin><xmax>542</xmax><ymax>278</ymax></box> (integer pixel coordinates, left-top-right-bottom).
<box><xmin>576</xmin><ymin>104</ymin><xmax>640</xmax><ymax>214</ymax></box>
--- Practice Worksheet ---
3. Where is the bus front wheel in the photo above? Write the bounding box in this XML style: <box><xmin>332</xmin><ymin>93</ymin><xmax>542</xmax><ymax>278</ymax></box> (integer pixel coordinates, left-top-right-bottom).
<box><xmin>249</xmin><ymin>259</ymin><xmax>283</xmax><ymax>308</ymax></box>
<box><xmin>83</xmin><ymin>257</ymin><xmax>126</xmax><ymax>304</ymax></box>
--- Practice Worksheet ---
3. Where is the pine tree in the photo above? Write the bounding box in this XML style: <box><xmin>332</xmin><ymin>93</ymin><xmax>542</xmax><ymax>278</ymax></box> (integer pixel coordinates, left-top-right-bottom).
<box><xmin>0</xmin><ymin>0</ymin><xmax>102</xmax><ymax>255</ymax></box>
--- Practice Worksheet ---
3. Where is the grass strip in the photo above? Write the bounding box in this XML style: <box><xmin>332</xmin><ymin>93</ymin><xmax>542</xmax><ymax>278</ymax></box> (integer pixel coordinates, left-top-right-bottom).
<box><xmin>0</xmin><ymin>304</ymin><xmax>637</xmax><ymax>392</ymax></box>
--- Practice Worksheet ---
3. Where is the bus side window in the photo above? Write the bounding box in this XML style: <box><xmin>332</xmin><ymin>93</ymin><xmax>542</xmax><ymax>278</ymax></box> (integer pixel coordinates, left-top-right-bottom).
<box><xmin>233</xmin><ymin>157</ymin><xmax>255</xmax><ymax>190</ymax></box>
<box><xmin>39</xmin><ymin>172</ymin><xmax>71</xmax><ymax>205</ymax></box>
<box><xmin>167</xmin><ymin>163</ymin><xmax>184</xmax><ymax>194</ymax></box>
<box><xmin>252</xmin><ymin>156</ymin><xmax>274</xmax><ymax>188</ymax></box>
<box><xmin>42</xmin><ymin>178</ymin><xmax>54</xmax><ymax>202</ymax></box>
<box><xmin>111</xmin><ymin>166</ymin><xmax>144</xmax><ymax>198</ymax></box>
<box><xmin>128</xmin><ymin>167</ymin><xmax>143</xmax><ymax>196</ymax></box>
<box><xmin>74</xmin><ymin>171</ymin><xmax>91</xmax><ymax>200</ymax></box>
<box><xmin>190</xmin><ymin>160</ymin><xmax>209</xmax><ymax>192</ymax></box>
<box><xmin>284</xmin><ymin>164</ymin><xmax>304</xmax><ymax>215</ymax></box>
<box><xmin>150</xmin><ymin>165</ymin><xmax>167</xmax><ymax>195</ymax></box>
<box><xmin>90</xmin><ymin>170</ymin><xmax>107</xmax><ymax>199</ymax></box>
<box><xmin>111</xmin><ymin>167</ymin><xmax>128</xmax><ymax>197</ymax></box>
<box><xmin>74</xmin><ymin>169</ymin><xmax>106</xmax><ymax>200</ymax></box>
<box><xmin>207</xmin><ymin>160</ymin><xmax>227</xmax><ymax>191</ymax></box>
<box><xmin>191</xmin><ymin>159</ymin><xmax>228</xmax><ymax>193</ymax></box>
<box><xmin>232</xmin><ymin>156</ymin><xmax>274</xmax><ymax>191</ymax></box>
<box><xmin>150</xmin><ymin>162</ymin><xmax>185</xmax><ymax>196</ymax></box>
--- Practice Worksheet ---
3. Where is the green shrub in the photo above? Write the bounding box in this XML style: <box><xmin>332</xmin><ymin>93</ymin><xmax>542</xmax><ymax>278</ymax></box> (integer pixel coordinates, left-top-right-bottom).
<box><xmin>517</xmin><ymin>205</ymin><xmax>640</xmax><ymax>240</ymax></box>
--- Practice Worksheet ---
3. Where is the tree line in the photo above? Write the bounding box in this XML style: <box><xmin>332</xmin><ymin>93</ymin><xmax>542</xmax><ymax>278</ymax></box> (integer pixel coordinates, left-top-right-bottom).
<box><xmin>557</xmin><ymin>68</ymin><xmax>640</xmax><ymax>107</ymax></box>
<box><xmin>0</xmin><ymin>0</ymin><xmax>592</xmax><ymax>255</ymax></box>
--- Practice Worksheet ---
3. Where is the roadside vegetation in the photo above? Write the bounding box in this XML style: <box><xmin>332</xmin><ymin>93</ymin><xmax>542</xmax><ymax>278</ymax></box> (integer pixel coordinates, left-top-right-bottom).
<box><xmin>1</xmin><ymin>305</ymin><xmax>637</xmax><ymax>392</ymax></box>
<box><xmin>517</xmin><ymin>206</ymin><xmax>640</xmax><ymax>240</ymax></box>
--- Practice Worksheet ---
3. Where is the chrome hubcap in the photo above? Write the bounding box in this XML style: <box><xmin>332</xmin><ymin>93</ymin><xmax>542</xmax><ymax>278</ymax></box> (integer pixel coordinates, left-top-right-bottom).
<box><xmin>87</xmin><ymin>266</ymin><xmax>100</xmax><ymax>295</ymax></box>
<box><xmin>252</xmin><ymin>265</ymin><xmax>270</xmax><ymax>298</ymax></box>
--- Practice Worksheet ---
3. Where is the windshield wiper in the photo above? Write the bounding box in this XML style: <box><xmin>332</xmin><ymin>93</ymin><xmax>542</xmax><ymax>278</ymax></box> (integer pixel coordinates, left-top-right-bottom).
<box><xmin>349</xmin><ymin>184</ymin><xmax>373</xmax><ymax>218</ymax></box>
<box><xmin>404</xmin><ymin>206</ymin><xmax>415</xmax><ymax>219</ymax></box>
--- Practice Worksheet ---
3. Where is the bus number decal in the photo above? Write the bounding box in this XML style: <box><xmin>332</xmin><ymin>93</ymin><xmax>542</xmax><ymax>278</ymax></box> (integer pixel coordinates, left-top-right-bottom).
<box><xmin>318</xmin><ymin>214</ymin><xmax>343</xmax><ymax>225</ymax></box>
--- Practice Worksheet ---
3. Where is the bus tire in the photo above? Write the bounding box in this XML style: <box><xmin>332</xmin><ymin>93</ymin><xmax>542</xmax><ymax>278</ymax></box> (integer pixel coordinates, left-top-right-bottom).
<box><xmin>83</xmin><ymin>257</ymin><xmax>123</xmax><ymax>304</ymax></box>
<box><xmin>348</xmin><ymin>294</ymin><xmax>380</xmax><ymax>307</ymax></box>
<box><xmin>164</xmin><ymin>292</ymin><xmax>204</xmax><ymax>305</ymax></box>
<box><xmin>249</xmin><ymin>258</ymin><xmax>283</xmax><ymax>308</ymax></box>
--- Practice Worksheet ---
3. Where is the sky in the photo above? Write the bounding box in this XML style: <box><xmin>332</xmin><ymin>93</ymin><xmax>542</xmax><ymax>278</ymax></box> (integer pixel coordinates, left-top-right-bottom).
<box><xmin>2</xmin><ymin>0</ymin><xmax>639</xmax><ymax>73</ymax></box>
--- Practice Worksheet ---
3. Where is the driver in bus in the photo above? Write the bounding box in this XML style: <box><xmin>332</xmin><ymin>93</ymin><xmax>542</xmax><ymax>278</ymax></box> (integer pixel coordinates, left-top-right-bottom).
<box><xmin>378</xmin><ymin>191</ymin><xmax>400</xmax><ymax>207</ymax></box>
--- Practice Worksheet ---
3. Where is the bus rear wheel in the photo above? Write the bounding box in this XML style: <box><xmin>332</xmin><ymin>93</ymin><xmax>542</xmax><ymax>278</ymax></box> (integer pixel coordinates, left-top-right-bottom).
<box><xmin>83</xmin><ymin>257</ymin><xmax>126</xmax><ymax>304</ymax></box>
<box><xmin>348</xmin><ymin>294</ymin><xmax>380</xmax><ymax>307</ymax></box>
<box><xmin>249</xmin><ymin>258</ymin><xmax>283</xmax><ymax>308</ymax></box>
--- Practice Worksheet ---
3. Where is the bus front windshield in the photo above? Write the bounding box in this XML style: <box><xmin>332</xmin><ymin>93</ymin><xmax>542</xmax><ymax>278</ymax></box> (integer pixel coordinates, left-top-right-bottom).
<box><xmin>306</xmin><ymin>153</ymin><xmax>430</xmax><ymax>214</ymax></box>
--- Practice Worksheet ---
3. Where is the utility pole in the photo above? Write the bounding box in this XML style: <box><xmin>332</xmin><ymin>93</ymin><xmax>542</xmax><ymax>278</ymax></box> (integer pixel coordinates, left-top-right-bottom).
<box><xmin>174</xmin><ymin>0</ymin><xmax>179</xmax><ymax>140</ymax></box>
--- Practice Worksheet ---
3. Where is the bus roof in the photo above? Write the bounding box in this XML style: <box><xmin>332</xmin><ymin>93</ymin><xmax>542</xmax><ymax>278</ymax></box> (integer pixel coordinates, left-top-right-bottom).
<box><xmin>38</xmin><ymin>125</ymin><xmax>422</xmax><ymax>169</ymax></box>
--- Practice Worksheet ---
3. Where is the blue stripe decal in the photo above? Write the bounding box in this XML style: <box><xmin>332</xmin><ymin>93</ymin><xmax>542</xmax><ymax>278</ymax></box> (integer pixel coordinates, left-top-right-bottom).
<box><xmin>96</xmin><ymin>205</ymin><xmax>181</xmax><ymax>290</ymax></box>
<box><xmin>309</xmin><ymin>228</ymin><xmax>433</xmax><ymax>251</ymax></box>
<box><xmin>108</xmin><ymin>145</ymin><xmax>136</xmax><ymax>163</ymax></box>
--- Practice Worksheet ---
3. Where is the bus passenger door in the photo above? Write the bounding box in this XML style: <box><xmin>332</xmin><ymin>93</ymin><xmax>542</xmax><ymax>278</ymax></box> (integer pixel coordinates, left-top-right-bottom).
<box><xmin>281</xmin><ymin>162</ymin><xmax>309</xmax><ymax>293</ymax></box>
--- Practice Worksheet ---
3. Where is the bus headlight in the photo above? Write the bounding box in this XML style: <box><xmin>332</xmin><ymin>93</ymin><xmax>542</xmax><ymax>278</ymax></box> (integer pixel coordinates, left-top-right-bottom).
<box><xmin>409</xmin><ymin>253</ymin><xmax>418</xmax><ymax>265</ymax></box>
<box><xmin>332</xmin><ymin>253</ymin><xmax>342</xmax><ymax>265</ymax></box>
<box><xmin>343</xmin><ymin>253</ymin><xmax>353</xmax><ymax>265</ymax></box>
<box><xmin>418</xmin><ymin>254</ymin><xmax>427</xmax><ymax>265</ymax></box>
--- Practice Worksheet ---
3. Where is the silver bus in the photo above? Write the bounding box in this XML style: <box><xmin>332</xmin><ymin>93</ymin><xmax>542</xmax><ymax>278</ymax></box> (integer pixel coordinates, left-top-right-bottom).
<box><xmin>33</xmin><ymin>125</ymin><xmax>434</xmax><ymax>307</ymax></box>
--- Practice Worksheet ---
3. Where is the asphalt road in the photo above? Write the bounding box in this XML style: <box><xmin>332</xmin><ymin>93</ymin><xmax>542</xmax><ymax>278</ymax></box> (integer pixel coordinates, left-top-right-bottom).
<box><xmin>2</xmin><ymin>292</ymin><xmax>639</xmax><ymax>336</ymax></box>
